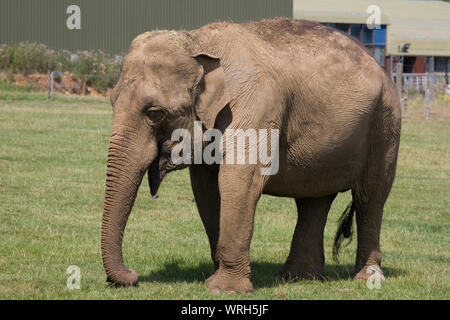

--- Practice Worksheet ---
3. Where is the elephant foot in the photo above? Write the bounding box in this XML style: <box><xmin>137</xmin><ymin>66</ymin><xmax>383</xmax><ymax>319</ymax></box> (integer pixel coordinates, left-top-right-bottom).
<box><xmin>205</xmin><ymin>270</ymin><xmax>253</xmax><ymax>293</ymax></box>
<box><xmin>353</xmin><ymin>264</ymin><xmax>385</xmax><ymax>281</ymax></box>
<box><xmin>277</xmin><ymin>263</ymin><xmax>324</xmax><ymax>281</ymax></box>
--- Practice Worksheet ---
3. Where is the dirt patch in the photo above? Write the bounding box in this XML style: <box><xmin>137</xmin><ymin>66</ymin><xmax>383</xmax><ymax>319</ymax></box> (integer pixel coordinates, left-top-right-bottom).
<box><xmin>5</xmin><ymin>72</ymin><xmax>113</xmax><ymax>97</ymax></box>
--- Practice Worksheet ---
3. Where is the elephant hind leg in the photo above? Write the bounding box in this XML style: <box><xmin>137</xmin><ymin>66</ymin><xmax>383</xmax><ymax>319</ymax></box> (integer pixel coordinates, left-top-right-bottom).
<box><xmin>352</xmin><ymin>187</ymin><xmax>388</xmax><ymax>281</ymax></box>
<box><xmin>352</xmin><ymin>137</ymin><xmax>399</xmax><ymax>281</ymax></box>
<box><xmin>278</xmin><ymin>194</ymin><xmax>336</xmax><ymax>280</ymax></box>
<box><xmin>351</xmin><ymin>88</ymin><xmax>400</xmax><ymax>281</ymax></box>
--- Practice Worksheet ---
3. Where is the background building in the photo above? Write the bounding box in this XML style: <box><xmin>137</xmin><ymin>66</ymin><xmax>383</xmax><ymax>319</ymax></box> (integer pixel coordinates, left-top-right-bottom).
<box><xmin>1</xmin><ymin>0</ymin><xmax>448</xmax><ymax>87</ymax></box>
<box><xmin>294</xmin><ymin>0</ymin><xmax>450</xmax><ymax>84</ymax></box>
<box><xmin>0</xmin><ymin>0</ymin><xmax>292</xmax><ymax>54</ymax></box>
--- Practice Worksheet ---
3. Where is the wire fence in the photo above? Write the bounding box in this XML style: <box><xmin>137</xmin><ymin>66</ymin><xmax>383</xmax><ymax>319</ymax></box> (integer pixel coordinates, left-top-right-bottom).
<box><xmin>46</xmin><ymin>71</ymin><xmax>119</xmax><ymax>98</ymax></box>
<box><xmin>401</xmin><ymin>73</ymin><xmax>448</xmax><ymax>94</ymax></box>
<box><xmin>392</xmin><ymin>72</ymin><xmax>449</xmax><ymax>120</ymax></box>
<box><xmin>46</xmin><ymin>72</ymin><xmax>119</xmax><ymax>98</ymax></box>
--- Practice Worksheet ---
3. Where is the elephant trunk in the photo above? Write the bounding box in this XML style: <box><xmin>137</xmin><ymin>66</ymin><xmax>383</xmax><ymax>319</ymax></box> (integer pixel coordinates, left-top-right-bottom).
<box><xmin>101</xmin><ymin>135</ymin><xmax>149</xmax><ymax>286</ymax></box>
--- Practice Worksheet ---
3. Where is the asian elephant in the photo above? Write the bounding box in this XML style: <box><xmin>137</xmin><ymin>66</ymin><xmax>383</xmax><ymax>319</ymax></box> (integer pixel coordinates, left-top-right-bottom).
<box><xmin>101</xmin><ymin>18</ymin><xmax>401</xmax><ymax>293</ymax></box>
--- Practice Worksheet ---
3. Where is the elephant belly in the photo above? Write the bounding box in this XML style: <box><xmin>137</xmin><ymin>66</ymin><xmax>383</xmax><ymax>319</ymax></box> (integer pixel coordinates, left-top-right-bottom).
<box><xmin>262</xmin><ymin>134</ymin><xmax>366</xmax><ymax>198</ymax></box>
<box><xmin>263</xmin><ymin>164</ymin><xmax>353</xmax><ymax>198</ymax></box>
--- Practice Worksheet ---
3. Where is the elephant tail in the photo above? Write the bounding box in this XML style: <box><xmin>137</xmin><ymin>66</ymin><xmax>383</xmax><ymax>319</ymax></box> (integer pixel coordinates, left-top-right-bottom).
<box><xmin>332</xmin><ymin>200</ymin><xmax>355</xmax><ymax>263</ymax></box>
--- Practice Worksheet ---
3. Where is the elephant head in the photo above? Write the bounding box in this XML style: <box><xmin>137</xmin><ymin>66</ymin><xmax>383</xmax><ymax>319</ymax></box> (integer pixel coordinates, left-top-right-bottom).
<box><xmin>101</xmin><ymin>31</ymin><xmax>229</xmax><ymax>286</ymax></box>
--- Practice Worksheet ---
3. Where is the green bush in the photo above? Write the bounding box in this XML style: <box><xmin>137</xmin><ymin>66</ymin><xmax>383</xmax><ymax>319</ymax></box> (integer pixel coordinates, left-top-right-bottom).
<box><xmin>0</xmin><ymin>42</ymin><xmax>121</xmax><ymax>93</ymax></box>
<box><xmin>0</xmin><ymin>42</ymin><xmax>57</xmax><ymax>74</ymax></box>
<box><xmin>16</xmin><ymin>42</ymin><xmax>56</xmax><ymax>74</ymax></box>
<box><xmin>72</xmin><ymin>49</ymin><xmax>121</xmax><ymax>92</ymax></box>
<box><xmin>54</xmin><ymin>50</ymin><xmax>72</xmax><ymax>72</ymax></box>
<box><xmin>0</xmin><ymin>44</ymin><xmax>17</xmax><ymax>73</ymax></box>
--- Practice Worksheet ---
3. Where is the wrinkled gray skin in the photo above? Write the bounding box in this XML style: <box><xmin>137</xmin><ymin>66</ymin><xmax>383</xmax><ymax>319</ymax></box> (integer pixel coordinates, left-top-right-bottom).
<box><xmin>101</xmin><ymin>18</ymin><xmax>401</xmax><ymax>293</ymax></box>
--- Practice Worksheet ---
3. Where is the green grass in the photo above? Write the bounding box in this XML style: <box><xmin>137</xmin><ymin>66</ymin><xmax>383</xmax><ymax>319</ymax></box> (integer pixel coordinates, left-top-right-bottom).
<box><xmin>0</xmin><ymin>90</ymin><xmax>449</xmax><ymax>299</ymax></box>
<box><xmin>0</xmin><ymin>81</ymin><xmax>40</xmax><ymax>92</ymax></box>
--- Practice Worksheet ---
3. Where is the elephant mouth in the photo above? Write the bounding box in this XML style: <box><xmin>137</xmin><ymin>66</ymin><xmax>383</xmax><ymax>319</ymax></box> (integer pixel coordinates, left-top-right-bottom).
<box><xmin>147</xmin><ymin>141</ymin><xmax>167</xmax><ymax>197</ymax></box>
<box><xmin>148</xmin><ymin>156</ymin><xmax>164</xmax><ymax>197</ymax></box>
<box><xmin>147</xmin><ymin>154</ymin><xmax>185</xmax><ymax>197</ymax></box>
<box><xmin>147</xmin><ymin>139</ymin><xmax>190</xmax><ymax>197</ymax></box>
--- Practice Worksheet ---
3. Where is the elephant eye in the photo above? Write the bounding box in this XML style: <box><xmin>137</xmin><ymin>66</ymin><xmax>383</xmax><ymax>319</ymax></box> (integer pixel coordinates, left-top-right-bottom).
<box><xmin>146</xmin><ymin>108</ymin><xmax>167</xmax><ymax>123</ymax></box>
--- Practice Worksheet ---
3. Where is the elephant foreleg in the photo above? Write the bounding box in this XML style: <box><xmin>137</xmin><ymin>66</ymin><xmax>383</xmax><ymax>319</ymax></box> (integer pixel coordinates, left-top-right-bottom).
<box><xmin>189</xmin><ymin>165</ymin><xmax>221</xmax><ymax>272</ymax></box>
<box><xmin>205</xmin><ymin>165</ymin><xmax>264</xmax><ymax>293</ymax></box>
<box><xmin>279</xmin><ymin>194</ymin><xmax>337</xmax><ymax>280</ymax></box>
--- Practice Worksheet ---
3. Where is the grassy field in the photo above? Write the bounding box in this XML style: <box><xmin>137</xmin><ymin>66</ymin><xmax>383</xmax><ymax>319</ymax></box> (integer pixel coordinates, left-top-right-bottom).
<box><xmin>0</xmin><ymin>87</ymin><xmax>449</xmax><ymax>299</ymax></box>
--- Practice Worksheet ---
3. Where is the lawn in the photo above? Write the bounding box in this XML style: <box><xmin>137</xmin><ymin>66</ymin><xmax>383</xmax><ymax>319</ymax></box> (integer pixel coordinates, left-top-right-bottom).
<box><xmin>0</xmin><ymin>88</ymin><xmax>449</xmax><ymax>299</ymax></box>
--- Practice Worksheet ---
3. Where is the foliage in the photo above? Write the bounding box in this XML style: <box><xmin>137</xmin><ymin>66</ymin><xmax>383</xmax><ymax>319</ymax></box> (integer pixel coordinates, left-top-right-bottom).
<box><xmin>71</xmin><ymin>50</ymin><xmax>121</xmax><ymax>92</ymax></box>
<box><xmin>0</xmin><ymin>42</ymin><xmax>55</xmax><ymax>74</ymax></box>
<box><xmin>0</xmin><ymin>42</ymin><xmax>121</xmax><ymax>93</ymax></box>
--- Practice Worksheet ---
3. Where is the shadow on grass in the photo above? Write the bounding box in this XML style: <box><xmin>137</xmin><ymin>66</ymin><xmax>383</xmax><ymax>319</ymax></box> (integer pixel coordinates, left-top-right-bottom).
<box><xmin>140</xmin><ymin>260</ymin><xmax>407</xmax><ymax>289</ymax></box>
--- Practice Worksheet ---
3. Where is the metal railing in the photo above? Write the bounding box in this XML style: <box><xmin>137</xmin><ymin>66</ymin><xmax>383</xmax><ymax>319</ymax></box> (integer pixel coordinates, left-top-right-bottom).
<box><xmin>393</xmin><ymin>72</ymin><xmax>448</xmax><ymax>94</ymax></box>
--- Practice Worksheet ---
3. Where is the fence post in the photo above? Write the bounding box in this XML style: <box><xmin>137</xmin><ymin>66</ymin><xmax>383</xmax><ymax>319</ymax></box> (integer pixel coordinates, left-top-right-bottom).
<box><xmin>396</xmin><ymin>62</ymin><xmax>403</xmax><ymax>99</ymax></box>
<box><xmin>50</xmin><ymin>72</ymin><xmax>54</xmax><ymax>98</ymax></box>
<box><xmin>47</xmin><ymin>71</ymin><xmax>54</xmax><ymax>100</ymax></box>
<box><xmin>47</xmin><ymin>71</ymin><xmax>51</xmax><ymax>100</ymax></box>
<box><xmin>424</xmin><ymin>86</ymin><xmax>430</xmax><ymax>120</ymax></box>
<box><xmin>445</xmin><ymin>57</ymin><xmax>448</xmax><ymax>86</ymax></box>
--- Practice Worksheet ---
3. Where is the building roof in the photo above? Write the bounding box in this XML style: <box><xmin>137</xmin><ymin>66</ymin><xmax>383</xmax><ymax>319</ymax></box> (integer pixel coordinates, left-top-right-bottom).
<box><xmin>294</xmin><ymin>0</ymin><xmax>450</xmax><ymax>56</ymax></box>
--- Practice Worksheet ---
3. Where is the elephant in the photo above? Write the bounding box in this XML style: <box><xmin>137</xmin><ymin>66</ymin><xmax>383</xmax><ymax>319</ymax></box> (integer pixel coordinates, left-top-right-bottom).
<box><xmin>101</xmin><ymin>18</ymin><xmax>401</xmax><ymax>293</ymax></box>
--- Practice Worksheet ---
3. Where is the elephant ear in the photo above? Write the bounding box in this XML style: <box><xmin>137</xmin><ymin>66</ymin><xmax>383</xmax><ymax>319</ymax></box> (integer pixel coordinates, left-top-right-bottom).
<box><xmin>192</xmin><ymin>53</ymin><xmax>230</xmax><ymax>129</ymax></box>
